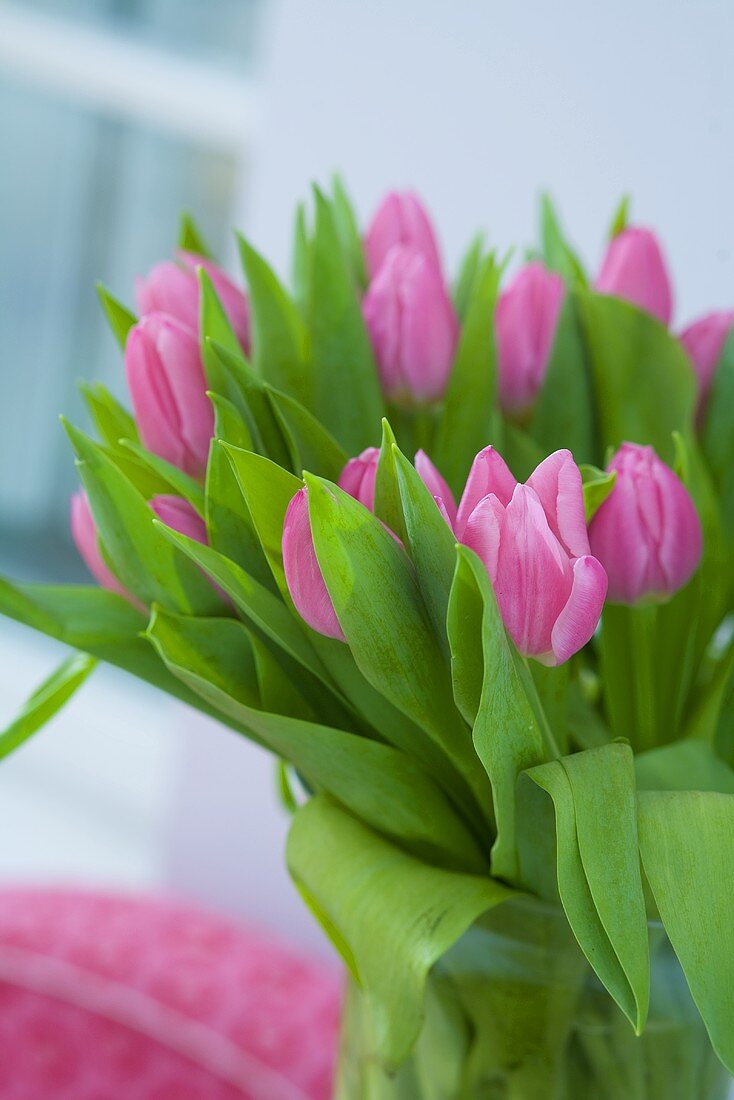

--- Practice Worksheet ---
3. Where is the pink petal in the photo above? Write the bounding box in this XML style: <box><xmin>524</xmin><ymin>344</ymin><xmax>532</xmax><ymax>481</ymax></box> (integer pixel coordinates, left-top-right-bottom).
<box><xmin>462</xmin><ymin>493</ymin><xmax>506</xmax><ymax>583</ymax></box>
<box><xmin>527</xmin><ymin>449</ymin><xmax>590</xmax><ymax>558</ymax></box>
<box><xmin>414</xmin><ymin>450</ymin><xmax>457</xmax><ymax>527</ymax></box>
<box><xmin>595</xmin><ymin>226</ymin><xmax>673</xmax><ymax>326</ymax></box>
<box><xmin>134</xmin><ymin>261</ymin><xmax>199</xmax><ymax>330</ymax></box>
<box><xmin>149</xmin><ymin>495</ymin><xmax>208</xmax><ymax>544</ymax></box>
<box><xmin>338</xmin><ymin>448</ymin><xmax>380</xmax><ymax>511</ymax></box>
<box><xmin>455</xmin><ymin>446</ymin><xmax>517</xmax><ymax>539</ymax></box>
<box><xmin>125</xmin><ymin>322</ymin><xmax>188</xmax><ymax>472</ymax></box>
<box><xmin>282</xmin><ymin>489</ymin><xmax>345</xmax><ymax>642</ymax></box>
<box><xmin>496</xmin><ymin>262</ymin><xmax>564</xmax><ymax>412</ymax></box>
<box><xmin>365</xmin><ymin>191</ymin><xmax>442</xmax><ymax>279</ymax></box>
<box><xmin>551</xmin><ymin>555</ymin><xmax>608</xmax><ymax>665</ymax></box>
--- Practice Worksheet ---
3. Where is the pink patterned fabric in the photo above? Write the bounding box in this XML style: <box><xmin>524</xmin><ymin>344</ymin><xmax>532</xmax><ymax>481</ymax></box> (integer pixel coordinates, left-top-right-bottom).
<box><xmin>0</xmin><ymin>888</ymin><xmax>342</xmax><ymax>1100</ymax></box>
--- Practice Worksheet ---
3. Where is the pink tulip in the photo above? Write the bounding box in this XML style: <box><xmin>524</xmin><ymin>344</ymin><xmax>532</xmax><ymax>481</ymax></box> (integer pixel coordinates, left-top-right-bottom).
<box><xmin>460</xmin><ymin>448</ymin><xmax>607</xmax><ymax>665</ymax></box>
<box><xmin>363</xmin><ymin>245</ymin><xmax>459</xmax><ymax>402</ymax></box>
<box><xmin>149</xmin><ymin>494</ymin><xmax>208</xmax><ymax>543</ymax></box>
<box><xmin>496</xmin><ymin>262</ymin><xmax>565</xmax><ymax>413</ymax></box>
<box><xmin>338</xmin><ymin>446</ymin><xmax>457</xmax><ymax>526</ymax></box>
<box><xmin>135</xmin><ymin>252</ymin><xmax>250</xmax><ymax>353</ymax></box>
<box><xmin>589</xmin><ymin>443</ymin><xmax>702</xmax><ymax>605</ymax></box>
<box><xmin>679</xmin><ymin>309</ymin><xmax>734</xmax><ymax>417</ymax></box>
<box><xmin>70</xmin><ymin>491</ymin><xmax>132</xmax><ymax>602</ymax></box>
<box><xmin>365</xmin><ymin>191</ymin><xmax>442</xmax><ymax>280</ymax></box>
<box><xmin>282</xmin><ymin>488</ymin><xmax>345</xmax><ymax>641</ymax></box>
<box><xmin>125</xmin><ymin>312</ymin><xmax>214</xmax><ymax>478</ymax></box>
<box><xmin>595</xmin><ymin>226</ymin><xmax>673</xmax><ymax>326</ymax></box>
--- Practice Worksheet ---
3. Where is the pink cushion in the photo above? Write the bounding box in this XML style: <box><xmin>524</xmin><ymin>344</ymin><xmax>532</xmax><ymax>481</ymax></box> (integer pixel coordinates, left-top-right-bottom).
<box><xmin>0</xmin><ymin>888</ymin><xmax>342</xmax><ymax>1099</ymax></box>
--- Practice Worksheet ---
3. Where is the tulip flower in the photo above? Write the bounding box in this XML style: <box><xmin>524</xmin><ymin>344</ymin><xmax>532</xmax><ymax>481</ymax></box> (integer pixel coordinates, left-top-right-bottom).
<box><xmin>135</xmin><ymin>252</ymin><xmax>250</xmax><ymax>353</ymax></box>
<box><xmin>460</xmin><ymin>448</ymin><xmax>608</xmax><ymax>665</ymax></box>
<box><xmin>149</xmin><ymin>494</ymin><xmax>209</xmax><ymax>544</ymax></box>
<box><xmin>589</xmin><ymin>443</ymin><xmax>702</xmax><ymax>605</ymax></box>
<box><xmin>337</xmin><ymin>446</ymin><xmax>456</xmax><ymax>524</ymax></box>
<box><xmin>679</xmin><ymin>309</ymin><xmax>734</xmax><ymax>417</ymax></box>
<box><xmin>595</xmin><ymin>226</ymin><xmax>673</xmax><ymax>326</ymax></box>
<box><xmin>363</xmin><ymin>245</ymin><xmax>459</xmax><ymax>402</ymax></box>
<box><xmin>495</xmin><ymin>262</ymin><xmax>565</xmax><ymax>413</ymax></box>
<box><xmin>125</xmin><ymin>312</ymin><xmax>214</xmax><ymax>479</ymax></box>
<box><xmin>70</xmin><ymin>490</ymin><xmax>131</xmax><ymax>602</ymax></box>
<box><xmin>365</xmin><ymin>191</ymin><xmax>442</xmax><ymax>279</ymax></box>
<box><xmin>283</xmin><ymin>488</ymin><xmax>345</xmax><ymax>641</ymax></box>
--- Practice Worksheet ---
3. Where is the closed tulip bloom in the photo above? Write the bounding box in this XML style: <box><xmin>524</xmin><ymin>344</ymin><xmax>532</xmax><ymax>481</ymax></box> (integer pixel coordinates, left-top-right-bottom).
<box><xmin>363</xmin><ymin>245</ymin><xmax>459</xmax><ymax>402</ymax></box>
<box><xmin>149</xmin><ymin>494</ymin><xmax>208</xmax><ymax>543</ymax></box>
<box><xmin>125</xmin><ymin>312</ymin><xmax>214</xmax><ymax>478</ymax></box>
<box><xmin>595</xmin><ymin>227</ymin><xmax>673</xmax><ymax>326</ymax></box>
<box><xmin>460</xmin><ymin>448</ymin><xmax>608</xmax><ymax>664</ymax></box>
<box><xmin>365</xmin><ymin>191</ymin><xmax>442</xmax><ymax>279</ymax></box>
<box><xmin>337</xmin><ymin>446</ymin><xmax>456</xmax><ymax>525</ymax></box>
<box><xmin>70</xmin><ymin>491</ymin><xmax>131</xmax><ymax>601</ymax></box>
<box><xmin>135</xmin><ymin>252</ymin><xmax>250</xmax><ymax>353</ymax></box>
<box><xmin>679</xmin><ymin>309</ymin><xmax>734</xmax><ymax>416</ymax></box>
<box><xmin>496</xmin><ymin>262</ymin><xmax>565</xmax><ymax>413</ymax></box>
<box><xmin>282</xmin><ymin>488</ymin><xmax>345</xmax><ymax>641</ymax></box>
<box><xmin>589</xmin><ymin>443</ymin><xmax>702</xmax><ymax>605</ymax></box>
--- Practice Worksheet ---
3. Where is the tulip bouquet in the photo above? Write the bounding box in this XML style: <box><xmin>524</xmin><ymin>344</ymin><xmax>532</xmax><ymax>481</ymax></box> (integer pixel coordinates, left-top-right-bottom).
<box><xmin>2</xmin><ymin>182</ymin><xmax>734</xmax><ymax>1099</ymax></box>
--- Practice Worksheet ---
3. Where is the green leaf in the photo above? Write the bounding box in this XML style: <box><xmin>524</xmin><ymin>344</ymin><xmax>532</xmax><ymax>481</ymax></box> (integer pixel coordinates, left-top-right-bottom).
<box><xmin>373</xmin><ymin>419</ymin><xmax>408</xmax><ymax>543</ymax></box>
<box><xmin>205</xmin><ymin>339</ymin><xmax>291</xmax><ymax>468</ymax></box>
<box><xmin>635</xmin><ymin>740</ymin><xmax>734</xmax><ymax>793</ymax></box>
<box><xmin>79</xmin><ymin>381</ymin><xmax>139</xmax><ymax>447</ymax></box>
<box><xmin>530</xmin><ymin>294</ymin><xmax>596</xmax><ymax>465</ymax></box>
<box><xmin>209</xmin><ymin>392</ymin><xmax>253</xmax><ymax>451</ymax></box>
<box><xmin>452</xmin><ymin>547</ymin><xmax>551</xmax><ymax>881</ymax></box>
<box><xmin>520</xmin><ymin>744</ymin><xmax>650</xmax><ymax>1032</ymax></box>
<box><xmin>331</xmin><ymin>173</ymin><xmax>368</xmax><ymax>289</ymax></box>
<box><xmin>608</xmin><ymin>194</ymin><xmax>630</xmax><ymax>240</ymax></box>
<box><xmin>638</xmin><ymin>790</ymin><xmax>734</xmax><ymax>1074</ymax></box>
<box><xmin>96</xmin><ymin>283</ymin><xmax>137</xmax><ymax>349</ymax></box>
<box><xmin>292</xmin><ymin>201</ymin><xmax>310</xmax><ymax>309</ymax></box>
<box><xmin>0</xmin><ymin>653</ymin><xmax>96</xmax><ymax>761</ymax></box>
<box><xmin>223</xmin><ymin>446</ymin><xmax>303</xmax><ymax>595</ymax></box>
<box><xmin>539</xmin><ymin>195</ymin><xmax>588</xmax><ymax>287</ymax></box>
<box><xmin>286</xmin><ymin>796</ymin><xmax>512</xmax><ymax>1068</ymax></box>
<box><xmin>580</xmin><ymin>464</ymin><xmax>616</xmax><ymax>522</ymax></box>
<box><xmin>577</xmin><ymin>292</ymin><xmax>696</xmax><ymax>463</ymax></box>
<box><xmin>265</xmin><ymin>385</ymin><xmax>347</xmax><ymax>482</ymax></box>
<box><xmin>237</xmin><ymin>234</ymin><xmax>311</xmax><ymax>402</ymax></box>
<box><xmin>452</xmin><ymin>233</ymin><xmax>486</xmax><ymax>320</ymax></box>
<box><xmin>178</xmin><ymin>212</ymin><xmax>213</xmax><ymax>259</ymax></box>
<box><xmin>702</xmin><ymin>326</ymin><xmax>734</xmax><ymax>549</ymax></box>
<box><xmin>307</xmin><ymin>186</ymin><xmax>384</xmax><ymax>452</ymax></box>
<box><xmin>198</xmin><ymin>267</ymin><xmax>246</xmax><ymax>387</ymax></box>
<box><xmin>118</xmin><ymin>439</ymin><xmax>205</xmax><ymax>515</ymax></box>
<box><xmin>306</xmin><ymin>475</ymin><xmax>490</xmax><ymax>818</ymax></box>
<box><xmin>433</xmin><ymin>253</ymin><xmax>503</xmax><ymax>496</ymax></box>
<box><xmin>204</xmin><ymin>437</ymin><xmax>275</xmax><ymax>591</ymax></box>
<box><xmin>64</xmin><ymin>421</ymin><xmax>223</xmax><ymax>615</ymax></box>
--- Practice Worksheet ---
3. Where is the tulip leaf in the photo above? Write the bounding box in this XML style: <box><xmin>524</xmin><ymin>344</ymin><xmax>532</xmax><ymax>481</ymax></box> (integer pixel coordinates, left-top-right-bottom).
<box><xmin>292</xmin><ymin>200</ymin><xmax>310</xmax><ymax>309</ymax></box>
<box><xmin>178</xmin><ymin>212</ymin><xmax>213</xmax><ymax>259</ymax></box>
<box><xmin>63</xmin><ymin>421</ymin><xmax>224</xmax><ymax>615</ymax></box>
<box><xmin>451</xmin><ymin>546</ymin><xmax>550</xmax><ymax>882</ymax></box>
<box><xmin>265</xmin><ymin>385</ymin><xmax>348</xmax><ymax>482</ymax></box>
<box><xmin>204</xmin><ymin>437</ymin><xmax>275</xmax><ymax>591</ymax></box>
<box><xmin>580</xmin><ymin>464</ymin><xmax>616</xmax><ymax>522</ymax></box>
<box><xmin>306</xmin><ymin>475</ymin><xmax>491</xmax><ymax>818</ymax></box>
<box><xmin>635</xmin><ymin>740</ymin><xmax>734</xmax><ymax>793</ymax></box>
<box><xmin>205</xmin><ymin>339</ymin><xmax>291</xmax><ymax>467</ymax></box>
<box><xmin>286</xmin><ymin>795</ymin><xmax>512</xmax><ymax>1068</ymax></box>
<box><xmin>117</xmin><ymin>439</ymin><xmax>205</xmax><ymax>515</ymax></box>
<box><xmin>373</xmin><ymin>419</ymin><xmax>408</xmax><ymax>544</ymax></box>
<box><xmin>638</xmin><ymin>790</ymin><xmax>734</xmax><ymax>1074</ymax></box>
<box><xmin>79</xmin><ymin>381</ymin><xmax>139</xmax><ymax>448</ymax></box>
<box><xmin>208</xmin><ymin>392</ymin><xmax>253</xmax><ymax>451</ymax></box>
<box><xmin>577</xmin><ymin>292</ymin><xmax>696</xmax><ymax>463</ymax></box>
<box><xmin>539</xmin><ymin>195</ymin><xmax>588</xmax><ymax>287</ymax></box>
<box><xmin>331</xmin><ymin>173</ymin><xmax>368</xmax><ymax>290</ymax></box>
<box><xmin>0</xmin><ymin>652</ymin><xmax>96</xmax><ymax>761</ymax></box>
<box><xmin>95</xmin><ymin>283</ymin><xmax>137</xmax><ymax>349</ymax></box>
<box><xmin>237</xmin><ymin>234</ymin><xmax>311</xmax><ymax>403</ymax></box>
<box><xmin>519</xmin><ymin>745</ymin><xmax>649</xmax><ymax>1033</ymax></box>
<box><xmin>434</xmin><ymin>253</ymin><xmax>503</xmax><ymax>497</ymax></box>
<box><xmin>608</xmin><ymin>194</ymin><xmax>631</xmax><ymax>240</ymax></box>
<box><xmin>531</xmin><ymin>294</ymin><xmax>596</xmax><ymax>465</ymax></box>
<box><xmin>223</xmin><ymin>445</ymin><xmax>303</xmax><ymax>595</ymax></box>
<box><xmin>702</xmin><ymin>326</ymin><xmax>734</xmax><ymax>548</ymax></box>
<box><xmin>453</xmin><ymin>232</ymin><xmax>487</xmax><ymax>320</ymax></box>
<box><xmin>307</xmin><ymin>186</ymin><xmax>384</xmax><ymax>453</ymax></box>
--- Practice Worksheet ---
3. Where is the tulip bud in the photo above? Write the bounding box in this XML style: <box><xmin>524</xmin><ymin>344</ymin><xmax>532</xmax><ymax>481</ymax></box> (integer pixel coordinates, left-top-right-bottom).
<box><xmin>363</xmin><ymin>245</ymin><xmax>459</xmax><ymax>402</ymax></box>
<box><xmin>589</xmin><ymin>443</ymin><xmax>702</xmax><ymax>605</ymax></box>
<box><xmin>365</xmin><ymin>191</ymin><xmax>442</xmax><ymax>279</ymax></box>
<box><xmin>282</xmin><ymin>488</ymin><xmax>345</xmax><ymax>641</ymax></box>
<box><xmin>70</xmin><ymin>491</ymin><xmax>131</xmax><ymax>601</ymax></box>
<box><xmin>495</xmin><ymin>262</ymin><xmax>564</xmax><ymax>413</ymax></box>
<box><xmin>135</xmin><ymin>252</ymin><xmax>250</xmax><ymax>353</ymax></box>
<box><xmin>338</xmin><ymin>446</ymin><xmax>457</xmax><ymax>526</ymax></box>
<box><xmin>461</xmin><ymin>448</ymin><xmax>607</xmax><ymax>664</ymax></box>
<box><xmin>125</xmin><ymin>312</ymin><xmax>214</xmax><ymax>479</ymax></box>
<box><xmin>149</xmin><ymin>494</ymin><xmax>208</xmax><ymax>543</ymax></box>
<box><xmin>595</xmin><ymin>226</ymin><xmax>673</xmax><ymax>326</ymax></box>
<box><xmin>679</xmin><ymin>309</ymin><xmax>734</xmax><ymax>417</ymax></box>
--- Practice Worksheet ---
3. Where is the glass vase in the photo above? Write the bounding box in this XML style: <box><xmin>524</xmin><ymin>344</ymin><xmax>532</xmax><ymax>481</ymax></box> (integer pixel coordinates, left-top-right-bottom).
<box><xmin>333</xmin><ymin>896</ymin><xmax>731</xmax><ymax>1100</ymax></box>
